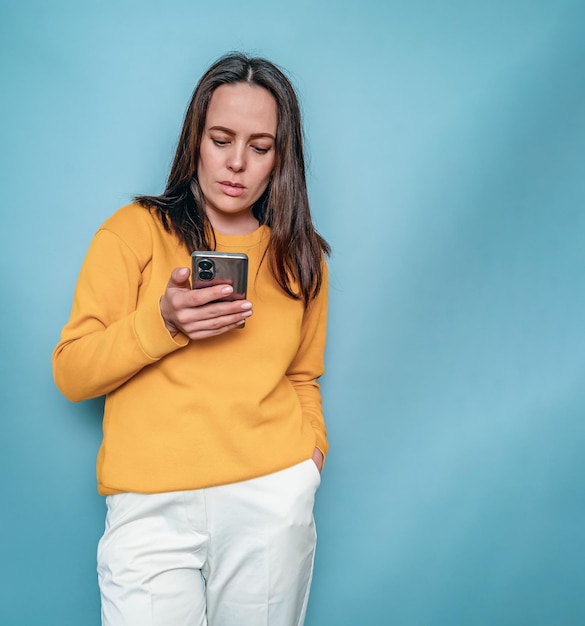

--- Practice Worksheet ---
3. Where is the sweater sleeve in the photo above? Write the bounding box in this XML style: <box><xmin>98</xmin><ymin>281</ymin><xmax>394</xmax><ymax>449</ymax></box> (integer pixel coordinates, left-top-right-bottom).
<box><xmin>52</xmin><ymin>227</ymin><xmax>188</xmax><ymax>402</ymax></box>
<box><xmin>285</xmin><ymin>262</ymin><xmax>329</xmax><ymax>459</ymax></box>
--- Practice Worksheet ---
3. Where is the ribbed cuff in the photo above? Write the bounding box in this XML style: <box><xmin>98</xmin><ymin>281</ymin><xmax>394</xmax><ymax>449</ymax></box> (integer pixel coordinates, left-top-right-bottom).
<box><xmin>133</xmin><ymin>299</ymin><xmax>189</xmax><ymax>360</ymax></box>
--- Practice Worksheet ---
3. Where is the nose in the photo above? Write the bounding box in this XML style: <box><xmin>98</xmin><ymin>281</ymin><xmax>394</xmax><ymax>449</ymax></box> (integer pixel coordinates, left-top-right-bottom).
<box><xmin>227</xmin><ymin>142</ymin><xmax>246</xmax><ymax>172</ymax></box>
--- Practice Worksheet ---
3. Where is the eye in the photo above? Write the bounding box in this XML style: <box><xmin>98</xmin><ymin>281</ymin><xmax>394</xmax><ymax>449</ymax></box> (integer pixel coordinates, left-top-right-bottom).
<box><xmin>212</xmin><ymin>139</ymin><xmax>229</xmax><ymax>147</ymax></box>
<box><xmin>252</xmin><ymin>145</ymin><xmax>271</xmax><ymax>155</ymax></box>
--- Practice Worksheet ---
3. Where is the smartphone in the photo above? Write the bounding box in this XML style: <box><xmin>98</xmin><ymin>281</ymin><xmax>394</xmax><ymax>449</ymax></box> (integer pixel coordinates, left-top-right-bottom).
<box><xmin>191</xmin><ymin>251</ymin><xmax>248</xmax><ymax>302</ymax></box>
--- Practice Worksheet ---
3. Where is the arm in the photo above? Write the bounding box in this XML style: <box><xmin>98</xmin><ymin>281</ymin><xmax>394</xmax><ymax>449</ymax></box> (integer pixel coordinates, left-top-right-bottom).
<box><xmin>286</xmin><ymin>263</ymin><xmax>329</xmax><ymax>464</ymax></box>
<box><xmin>53</xmin><ymin>227</ymin><xmax>256</xmax><ymax>402</ymax></box>
<box><xmin>52</xmin><ymin>228</ymin><xmax>187</xmax><ymax>402</ymax></box>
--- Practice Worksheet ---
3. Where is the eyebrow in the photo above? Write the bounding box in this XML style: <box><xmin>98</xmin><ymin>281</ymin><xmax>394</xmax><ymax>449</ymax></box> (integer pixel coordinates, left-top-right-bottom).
<box><xmin>208</xmin><ymin>125</ymin><xmax>275</xmax><ymax>140</ymax></box>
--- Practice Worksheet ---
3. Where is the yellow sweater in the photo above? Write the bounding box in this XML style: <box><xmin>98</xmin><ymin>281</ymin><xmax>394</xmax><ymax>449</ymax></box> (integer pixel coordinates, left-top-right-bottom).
<box><xmin>53</xmin><ymin>203</ymin><xmax>328</xmax><ymax>495</ymax></box>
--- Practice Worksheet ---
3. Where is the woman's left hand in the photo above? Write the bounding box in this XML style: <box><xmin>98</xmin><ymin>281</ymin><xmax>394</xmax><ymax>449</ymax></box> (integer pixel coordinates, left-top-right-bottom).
<box><xmin>312</xmin><ymin>448</ymin><xmax>324</xmax><ymax>473</ymax></box>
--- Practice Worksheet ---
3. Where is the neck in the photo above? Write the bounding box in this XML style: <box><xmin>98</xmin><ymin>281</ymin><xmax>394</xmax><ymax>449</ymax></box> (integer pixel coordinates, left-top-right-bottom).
<box><xmin>205</xmin><ymin>210</ymin><xmax>259</xmax><ymax>235</ymax></box>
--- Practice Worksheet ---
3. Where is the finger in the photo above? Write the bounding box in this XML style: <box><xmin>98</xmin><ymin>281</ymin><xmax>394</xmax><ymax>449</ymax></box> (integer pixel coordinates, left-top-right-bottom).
<box><xmin>181</xmin><ymin>308</ymin><xmax>253</xmax><ymax>338</ymax></box>
<box><xmin>189</xmin><ymin>283</ymin><xmax>239</xmax><ymax>306</ymax></box>
<box><xmin>166</xmin><ymin>267</ymin><xmax>191</xmax><ymax>290</ymax></box>
<box><xmin>187</xmin><ymin>299</ymin><xmax>252</xmax><ymax>321</ymax></box>
<box><xmin>187</xmin><ymin>314</ymin><xmax>253</xmax><ymax>340</ymax></box>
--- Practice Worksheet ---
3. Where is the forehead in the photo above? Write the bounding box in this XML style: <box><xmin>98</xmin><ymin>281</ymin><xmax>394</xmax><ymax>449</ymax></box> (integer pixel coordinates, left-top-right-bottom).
<box><xmin>205</xmin><ymin>83</ymin><xmax>278</xmax><ymax>134</ymax></box>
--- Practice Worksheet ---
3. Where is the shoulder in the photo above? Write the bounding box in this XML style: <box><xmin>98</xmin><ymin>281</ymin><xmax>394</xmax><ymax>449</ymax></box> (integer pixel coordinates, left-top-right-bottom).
<box><xmin>99</xmin><ymin>202</ymin><xmax>156</xmax><ymax>236</ymax></box>
<box><xmin>90</xmin><ymin>202</ymin><xmax>178</xmax><ymax>267</ymax></box>
<box><xmin>99</xmin><ymin>203</ymin><xmax>172</xmax><ymax>250</ymax></box>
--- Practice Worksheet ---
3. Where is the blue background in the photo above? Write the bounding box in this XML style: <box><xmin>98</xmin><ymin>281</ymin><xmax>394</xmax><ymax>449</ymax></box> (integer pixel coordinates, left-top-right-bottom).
<box><xmin>2</xmin><ymin>1</ymin><xmax>585</xmax><ymax>624</ymax></box>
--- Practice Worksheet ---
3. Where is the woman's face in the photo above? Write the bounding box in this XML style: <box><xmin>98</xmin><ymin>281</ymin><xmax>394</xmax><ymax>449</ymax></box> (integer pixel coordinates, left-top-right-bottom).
<box><xmin>197</xmin><ymin>82</ymin><xmax>277</xmax><ymax>234</ymax></box>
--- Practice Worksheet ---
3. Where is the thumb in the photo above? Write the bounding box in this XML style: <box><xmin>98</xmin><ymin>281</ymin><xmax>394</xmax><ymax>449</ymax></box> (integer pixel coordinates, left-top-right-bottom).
<box><xmin>167</xmin><ymin>267</ymin><xmax>191</xmax><ymax>289</ymax></box>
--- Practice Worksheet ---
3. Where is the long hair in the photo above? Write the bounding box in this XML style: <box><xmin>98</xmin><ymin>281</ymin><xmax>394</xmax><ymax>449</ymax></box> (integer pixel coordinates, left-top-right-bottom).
<box><xmin>135</xmin><ymin>52</ymin><xmax>330</xmax><ymax>306</ymax></box>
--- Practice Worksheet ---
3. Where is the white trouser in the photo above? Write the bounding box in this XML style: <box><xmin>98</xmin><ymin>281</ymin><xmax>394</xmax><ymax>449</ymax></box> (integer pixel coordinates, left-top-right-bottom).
<box><xmin>97</xmin><ymin>459</ymin><xmax>321</xmax><ymax>626</ymax></box>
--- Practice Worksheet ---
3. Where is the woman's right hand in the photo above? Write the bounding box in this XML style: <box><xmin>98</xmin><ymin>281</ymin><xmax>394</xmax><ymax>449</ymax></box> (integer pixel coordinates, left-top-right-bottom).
<box><xmin>160</xmin><ymin>267</ymin><xmax>253</xmax><ymax>340</ymax></box>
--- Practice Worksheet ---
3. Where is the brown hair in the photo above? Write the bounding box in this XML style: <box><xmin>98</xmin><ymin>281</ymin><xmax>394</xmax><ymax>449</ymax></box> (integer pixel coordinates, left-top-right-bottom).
<box><xmin>136</xmin><ymin>52</ymin><xmax>329</xmax><ymax>306</ymax></box>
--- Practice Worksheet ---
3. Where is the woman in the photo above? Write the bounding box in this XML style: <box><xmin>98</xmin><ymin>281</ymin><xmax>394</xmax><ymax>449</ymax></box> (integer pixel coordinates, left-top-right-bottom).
<box><xmin>53</xmin><ymin>52</ymin><xmax>330</xmax><ymax>626</ymax></box>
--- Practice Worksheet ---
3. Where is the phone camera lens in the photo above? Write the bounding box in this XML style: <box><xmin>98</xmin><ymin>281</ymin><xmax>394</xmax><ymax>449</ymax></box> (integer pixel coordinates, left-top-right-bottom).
<box><xmin>197</xmin><ymin>258</ymin><xmax>215</xmax><ymax>281</ymax></box>
<box><xmin>198</xmin><ymin>259</ymin><xmax>213</xmax><ymax>271</ymax></box>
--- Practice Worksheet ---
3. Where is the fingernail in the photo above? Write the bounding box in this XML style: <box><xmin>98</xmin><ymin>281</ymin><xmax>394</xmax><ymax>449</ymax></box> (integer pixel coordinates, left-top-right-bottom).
<box><xmin>241</xmin><ymin>301</ymin><xmax>252</xmax><ymax>310</ymax></box>
<box><xmin>221</xmin><ymin>286</ymin><xmax>234</xmax><ymax>294</ymax></box>
<box><xmin>242</xmin><ymin>310</ymin><xmax>253</xmax><ymax>318</ymax></box>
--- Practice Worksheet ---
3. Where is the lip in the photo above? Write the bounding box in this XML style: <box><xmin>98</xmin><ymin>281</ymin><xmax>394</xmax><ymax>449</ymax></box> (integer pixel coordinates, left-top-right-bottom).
<box><xmin>218</xmin><ymin>181</ymin><xmax>246</xmax><ymax>197</ymax></box>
